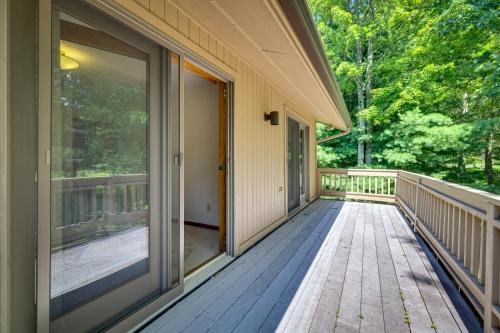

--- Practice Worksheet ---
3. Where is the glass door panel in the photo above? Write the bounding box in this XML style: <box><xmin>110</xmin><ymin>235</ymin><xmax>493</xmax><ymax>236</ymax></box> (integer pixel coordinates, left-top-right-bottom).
<box><xmin>49</xmin><ymin>3</ymin><xmax>164</xmax><ymax>330</ymax></box>
<box><xmin>299</xmin><ymin>125</ymin><xmax>308</xmax><ymax>203</ymax></box>
<box><xmin>288</xmin><ymin>118</ymin><xmax>308</xmax><ymax>212</ymax></box>
<box><xmin>287</xmin><ymin>118</ymin><xmax>300</xmax><ymax>211</ymax></box>
<box><xmin>168</xmin><ymin>52</ymin><xmax>182</xmax><ymax>287</ymax></box>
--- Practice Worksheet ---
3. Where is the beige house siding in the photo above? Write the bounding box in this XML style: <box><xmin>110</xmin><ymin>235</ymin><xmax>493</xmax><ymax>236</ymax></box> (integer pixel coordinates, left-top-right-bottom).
<box><xmin>116</xmin><ymin>0</ymin><xmax>318</xmax><ymax>254</ymax></box>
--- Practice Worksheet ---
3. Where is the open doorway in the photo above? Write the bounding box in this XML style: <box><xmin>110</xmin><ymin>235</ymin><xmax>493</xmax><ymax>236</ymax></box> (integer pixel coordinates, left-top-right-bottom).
<box><xmin>183</xmin><ymin>60</ymin><xmax>226</xmax><ymax>275</ymax></box>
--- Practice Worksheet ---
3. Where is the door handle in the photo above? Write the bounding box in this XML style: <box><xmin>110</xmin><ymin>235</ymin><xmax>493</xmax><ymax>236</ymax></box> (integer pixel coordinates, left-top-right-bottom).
<box><xmin>174</xmin><ymin>153</ymin><xmax>183</xmax><ymax>166</ymax></box>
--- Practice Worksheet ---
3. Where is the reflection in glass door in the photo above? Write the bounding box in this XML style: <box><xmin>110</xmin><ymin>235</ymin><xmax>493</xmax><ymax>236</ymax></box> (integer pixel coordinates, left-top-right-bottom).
<box><xmin>43</xmin><ymin>1</ymin><xmax>181</xmax><ymax>331</ymax></box>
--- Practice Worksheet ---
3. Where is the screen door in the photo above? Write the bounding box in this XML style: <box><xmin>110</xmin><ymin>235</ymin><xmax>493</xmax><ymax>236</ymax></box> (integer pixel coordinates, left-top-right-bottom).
<box><xmin>41</xmin><ymin>1</ymin><xmax>177</xmax><ymax>331</ymax></box>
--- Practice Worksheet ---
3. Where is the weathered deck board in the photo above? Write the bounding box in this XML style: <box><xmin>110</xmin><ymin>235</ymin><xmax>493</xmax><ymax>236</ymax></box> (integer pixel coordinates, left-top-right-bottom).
<box><xmin>360</xmin><ymin>203</ymin><xmax>385</xmax><ymax>332</ymax></box>
<box><xmin>308</xmin><ymin>203</ymin><xmax>358</xmax><ymax>332</ymax></box>
<box><xmin>144</xmin><ymin>200</ymin><xmax>329</xmax><ymax>332</ymax></box>
<box><xmin>334</xmin><ymin>203</ymin><xmax>365</xmax><ymax>332</ymax></box>
<box><xmin>143</xmin><ymin>200</ymin><xmax>474</xmax><ymax>333</ymax></box>
<box><xmin>372</xmin><ymin>204</ymin><xmax>410</xmax><ymax>333</ymax></box>
<box><xmin>387</xmin><ymin>205</ymin><xmax>467</xmax><ymax>332</ymax></box>
<box><xmin>380</xmin><ymin>204</ymin><xmax>435</xmax><ymax>333</ymax></box>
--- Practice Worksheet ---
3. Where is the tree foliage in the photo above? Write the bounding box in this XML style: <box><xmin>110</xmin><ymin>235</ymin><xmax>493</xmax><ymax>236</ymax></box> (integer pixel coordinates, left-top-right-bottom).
<box><xmin>310</xmin><ymin>0</ymin><xmax>499</xmax><ymax>193</ymax></box>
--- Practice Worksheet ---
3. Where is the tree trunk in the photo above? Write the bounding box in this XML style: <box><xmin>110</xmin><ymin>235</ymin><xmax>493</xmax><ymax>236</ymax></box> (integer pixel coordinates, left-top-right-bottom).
<box><xmin>355</xmin><ymin>0</ymin><xmax>365</xmax><ymax>167</ymax></box>
<box><xmin>485</xmin><ymin>132</ymin><xmax>494</xmax><ymax>185</ymax></box>
<box><xmin>364</xmin><ymin>0</ymin><xmax>374</xmax><ymax>166</ymax></box>
<box><xmin>457</xmin><ymin>153</ymin><xmax>465</xmax><ymax>176</ymax></box>
<box><xmin>364</xmin><ymin>39</ymin><xmax>373</xmax><ymax>165</ymax></box>
<box><xmin>356</xmin><ymin>38</ymin><xmax>365</xmax><ymax>167</ymax></box>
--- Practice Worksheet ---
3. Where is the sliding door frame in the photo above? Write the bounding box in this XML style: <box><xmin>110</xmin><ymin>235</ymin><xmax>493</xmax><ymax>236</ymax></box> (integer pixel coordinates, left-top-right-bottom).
<box><xmin>285</xmin><ymin>107</ymin><xmax>310</xmax><ymax>214</ymax></box>
<box><xmin>38</xmin><ymin>0</ymin><xmax>52</xmax><ymax>330</ymax></box>
<box><xmin>37</xmin><ymin>0</ymin><xmax>236</xmax><ymax>331</ymax></box>
<box><xmin>37</xmin><ymin>0</ymin><xmax>181</xmax><ymax>331</ymax></box>
<box><xmin>0</xmin><ymin>0</ymin><xmax>10</xmax><ymax>331</ymax></box>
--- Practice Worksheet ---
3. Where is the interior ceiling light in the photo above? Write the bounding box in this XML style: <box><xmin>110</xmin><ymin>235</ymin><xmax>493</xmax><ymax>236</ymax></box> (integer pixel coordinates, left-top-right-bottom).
<box><xmin>60</xmin><ymin>50</ymin><xmax>79</xmax><ymax>70</ymax></box>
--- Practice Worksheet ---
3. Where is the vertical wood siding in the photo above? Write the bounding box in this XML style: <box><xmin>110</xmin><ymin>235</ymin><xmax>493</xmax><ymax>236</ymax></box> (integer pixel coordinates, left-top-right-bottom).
<box><xmin>126</xmin><ymin>0</ymin><xmax>318</xmax><ymax>252</ymax></box>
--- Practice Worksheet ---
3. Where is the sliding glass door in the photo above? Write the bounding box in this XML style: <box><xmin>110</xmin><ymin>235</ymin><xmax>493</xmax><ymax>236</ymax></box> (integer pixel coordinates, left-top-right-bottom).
<box><xmin>40</xmin><ymin>1</ymin><xmax>182</xmax><ymax>331</ymax></box>
<box><xmin>287</xmin><ymin>117</ymin><xmax>308</xmax><ymax>212</ymax></box>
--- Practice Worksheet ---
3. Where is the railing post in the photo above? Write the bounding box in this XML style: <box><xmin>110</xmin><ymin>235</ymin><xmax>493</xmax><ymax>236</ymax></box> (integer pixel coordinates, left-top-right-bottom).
<box><xmin>414</xmin><ymin>177</ymin><xmax>421</xmax><ymax>233</ymax></box>
<box><xmin>317</xmin><ymin>170</ymin><xmax>322</xmax><ymax>198</ymax></box>
<box><xmin>483</xmin><ymin>203</ymin><xmax>500</xmax><ymax>333</ymax></box>
<box><xmin>104</xmin><ymin>176</ymin><xmax>115</xmax><ymax>222</ymax></box>
<box><xmin>484</xmin><ymin>202</ymin><xmax>499</xmax><ymax>332</ymax></box>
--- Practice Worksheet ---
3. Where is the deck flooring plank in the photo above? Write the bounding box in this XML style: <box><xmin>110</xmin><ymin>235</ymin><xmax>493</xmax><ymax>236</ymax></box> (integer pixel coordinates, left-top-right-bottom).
<box><xmin>360</xmin><ymin>204</ymin><xmax>385</xmax><ymax>333</ymax></box>
<box><xmin>142</xmin><ymin>200</ymin><xmax>473</xmax><ymax>333</ymax></box>
<box><xmin>258</xmin><ymin>300</ymin><xmax>289</xmax><ymax>333</ymax></box>
<box><xmin>308</xmin><ymin>203</ymin><xmax>359</xmax><ymax>332</ymax></box>
<box><xmin>206</xmin><ymin>291</ymin><xmax>260</xmax><ymax>333</ymax></box>
<box><xmin>180</xmin><ymin>313</ymin><xmax>214</xmax><ymax>333</ymax></box>
<box><xmin>201</xmin><ymin>201</ymin><xmax>334</xmax><ymax>325</ymax></box>
<box><xmin>386</xmin><ymin>205</ymin><xmax>460</xmax><ymax>332</ymax></box>
<box><xmin>372</xmin><ymin>204</ymin><xmax>410</xmax><ymax>333</ymax></box>
<box><xmin>145</xmin><ymin>200</ymin><xmax>328</xmax><ymax>332</ymax></box>
<box><xmin>379</xmin><ymin>204</ymin><xmax>435</xmax><ymax>333</ymax></box>
<box><xmin>234</xmin><ymin>202</ymin><xmax>344</xmax><ymax>332</ymax></box>
<box><xmin>276</xmin><ymin>202</ymin><xmax>357</xmax><ymax>332</ymax></box>
<box><xmin>389</xmin><ymin>205</ymin><xmax>467</xmax><ymax>332</ymax></box>
<box><xmin>334</xmin><ymin>203</ymin><xmax>366</xmax><ymax>332</ymax></box>
<box><xmin>396</xmin><ymin>208</ymin><xmax>468</xmax><ymax>332</ymax></box>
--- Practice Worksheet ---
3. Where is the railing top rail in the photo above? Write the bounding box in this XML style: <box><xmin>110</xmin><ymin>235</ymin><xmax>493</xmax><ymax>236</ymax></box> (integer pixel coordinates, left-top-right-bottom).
<box><xmin>318</xmin><ymin>168</ymin><xmax>398</xmax><ymax>176</ymax></box>
<box><xmin>53</xmin><ymin>174</ymin><xmax>148</xmax><ymax>190</ymax></box>
<box><xmin>318</xmin><ymin>168</ymin><xmax>500</xmax><ymax>211</ymax></box>
<box><xmin>398</xmin><ymin>170</ymin><xmax>500</xmax><ymax>207</ymax></box>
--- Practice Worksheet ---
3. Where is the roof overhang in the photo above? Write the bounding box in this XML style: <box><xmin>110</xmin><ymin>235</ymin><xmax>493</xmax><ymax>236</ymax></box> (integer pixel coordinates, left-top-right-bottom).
<box><xmin>278</xmin><ymin>0</ymin><xmax>352</xmax><ymax>131</ymax></box>
<box><xmin>171</xmin><ymin>0</ymin><xmax>352</xmax><ymax>131</ymax></box>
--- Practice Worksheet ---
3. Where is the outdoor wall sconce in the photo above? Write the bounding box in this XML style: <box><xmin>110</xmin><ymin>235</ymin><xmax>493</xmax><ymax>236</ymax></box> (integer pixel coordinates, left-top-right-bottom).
<box><xmin>264</xmin><ymin>111</ymin><xmax>280</xmax><ymax>125</ymax></box>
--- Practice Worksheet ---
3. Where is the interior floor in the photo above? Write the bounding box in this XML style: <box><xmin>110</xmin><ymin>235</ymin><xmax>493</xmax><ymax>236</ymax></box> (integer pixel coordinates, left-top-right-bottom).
<box><xmin>184</xmin><ymin>225</ymin><xmax>219</xmax><ymax>274</ymax></box>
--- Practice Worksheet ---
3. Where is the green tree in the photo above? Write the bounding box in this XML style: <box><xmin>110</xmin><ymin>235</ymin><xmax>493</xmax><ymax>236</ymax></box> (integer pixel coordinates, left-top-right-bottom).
<box><xmin>310</xmin><ymin>0</ymin><xmax>499</xmax><ymax>193</ymax></box>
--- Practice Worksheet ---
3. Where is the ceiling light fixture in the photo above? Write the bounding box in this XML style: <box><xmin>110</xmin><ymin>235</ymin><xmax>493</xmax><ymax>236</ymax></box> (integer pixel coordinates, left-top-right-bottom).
<box><xmin>60</xmin><ymin>50</ymin><xmax>79</xmax><ymax>70</ymax></box>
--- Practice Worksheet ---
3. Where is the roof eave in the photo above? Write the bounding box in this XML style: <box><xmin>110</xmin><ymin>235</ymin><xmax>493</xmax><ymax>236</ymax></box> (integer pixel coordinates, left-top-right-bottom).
<box><xmin>277</xmin><ymin>0</ymin><xmax>352</xmax><ymax>131</ymax></box>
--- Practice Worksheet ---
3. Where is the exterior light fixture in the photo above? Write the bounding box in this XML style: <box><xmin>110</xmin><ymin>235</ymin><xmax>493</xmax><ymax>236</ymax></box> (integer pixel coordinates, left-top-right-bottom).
<box><xmin>264</xmin><ymin>111</ymin><xmax>279</xmax><ymax>125</ymax></box>
<box><xmin>60</xmin><ymin>50</ymin><xmax>79</xmax><ymax>70</ymax></box>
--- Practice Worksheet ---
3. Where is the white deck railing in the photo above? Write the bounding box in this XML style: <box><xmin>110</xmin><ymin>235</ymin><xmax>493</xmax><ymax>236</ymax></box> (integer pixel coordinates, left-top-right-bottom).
<box><xmin>318</xmin><ymin>168</ymin><xmax>500</xmax><ymax>332</ymax></box>
<box><xmin>51</xmin><ymin>174</ymin><xmax>149</xmax><ymax>248</ymax></box>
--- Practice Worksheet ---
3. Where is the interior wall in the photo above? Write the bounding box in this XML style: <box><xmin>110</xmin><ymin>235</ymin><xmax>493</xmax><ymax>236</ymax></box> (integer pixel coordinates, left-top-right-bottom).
<box><xmin>184</xmin><ymin>71</ymin><xmax>219</xmax><ymax>226</ymax></box>
<box><xmin>116</xmin><ymin>0</ymin><xmax>319</xmax><ymax>254</ymax></box>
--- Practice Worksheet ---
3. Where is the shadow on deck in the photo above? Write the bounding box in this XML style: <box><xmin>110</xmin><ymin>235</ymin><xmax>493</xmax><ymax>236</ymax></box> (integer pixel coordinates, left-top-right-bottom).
<box><xmin>142</xmin><ymin>200</ymin><xmax>480</xmax><ymax>333</ymax></box>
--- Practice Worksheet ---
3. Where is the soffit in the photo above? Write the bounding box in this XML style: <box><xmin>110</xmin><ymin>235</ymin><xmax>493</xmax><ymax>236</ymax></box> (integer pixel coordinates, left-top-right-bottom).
<box><xmin>171</xmin><ymin>0</ymin><xmax>348</xmax><ymax>130</ymax></box>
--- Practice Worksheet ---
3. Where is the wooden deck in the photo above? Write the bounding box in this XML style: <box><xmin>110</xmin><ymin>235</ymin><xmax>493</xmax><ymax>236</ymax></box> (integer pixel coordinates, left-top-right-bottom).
<box><xmin>142</xmin><ymin>200</ymin><xmax>476</xmax><ymax>333</ymax></box>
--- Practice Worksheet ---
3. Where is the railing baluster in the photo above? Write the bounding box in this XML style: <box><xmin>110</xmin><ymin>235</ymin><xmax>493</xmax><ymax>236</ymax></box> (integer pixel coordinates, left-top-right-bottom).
<box><xmin>452</xmin><ymin>205</ymin><xmax>460</xmax><ymax>254</ymax></box>
<box><xmin>122</xmin><ymin>185</ymin><xmax>128</xmax><ymax>213</ymax></box>
<box><xmin>479</xmin><ymin>219</ymin><xmax>485</xmax><ymax>283</ymax></box>
<box><xmin>91</xmin><ymin>189</ymin><xmax>97</xmax><ymax>221</ymax></box>
<box><xmin>472</xmin><ymin>216</ymin><xmax>481</xmax><ymax>279</ymax></box>
<box><xmin>78</xmin><ymin>190</ymin><xmax>85</xmax><ymax>223</ymax></box>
